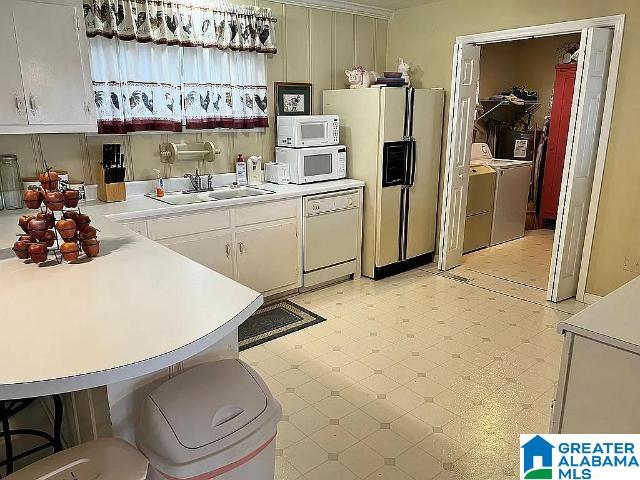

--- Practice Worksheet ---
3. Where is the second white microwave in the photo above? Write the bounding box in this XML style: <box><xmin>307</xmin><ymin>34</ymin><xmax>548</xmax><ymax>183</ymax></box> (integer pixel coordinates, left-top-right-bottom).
<box><xmin>277</xmin><ymin>115</ymin><xmax>340</xmax><ymax>148</ymax></box>
<box><xmin>275</xmin><ymin>145</ymin><xmax>347</xmax><ymax>184</ymax></box>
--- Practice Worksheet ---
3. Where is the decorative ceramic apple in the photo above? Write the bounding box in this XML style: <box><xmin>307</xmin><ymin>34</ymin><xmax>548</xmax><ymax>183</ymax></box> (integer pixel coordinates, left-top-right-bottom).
<box><xmin>81</xmin><ymin>238</ymin><xmax>100</xmax><ymax>257</ymax></box>
<box><xmin>78</xmin><ymin>226</ymin><xmax>97</xmax><ymax>241</ymax></box>
<box><xmin>55</xmin><ymin>219</ymin><xmax>77</xmax><ymax>240</ymax></box>
<box><xmin>75</xmin><ymin>214</ymin><xmax>91</xmax><ymax>231</ymax></box>
<box><xmin>64</xmin><ymin>190</ymin><xmax>80</xmax><ymax>208</ymax></box>
<box><xmin>36</xmin><ymin>211</ymin><xmax>55</xmax><ymax>229</ymax></box>
<box><xmin>27</xmin><ymin>218</ymin><xmax>48</xmax><ymax>239</ymax></box>
<box><xmin>23</xmin><ymin>189</ymin><xmax>43</xmax><ymax>209</ymax></box>
<box><xmin>19</xmin><ymin>215</ymin><xmax>35</xmax><ymax>234</ymax></box>
<box><xmin>39</xmin><ymin>171</ymin><xmax>59</xmax><ymax>191</ymax></box>
<box><xmin>44</xmin><ymin>191</ymin><xmax>65</xmax><ymax>211</ymax></box>
<box><xmin>28</xmin><ymin>243</ymin><xmax>48</xmax><ymax>263</ymax></box>
<box><xmin>41</xmin><ymin>230</ymin><xmax>57</xmax><ymax>248</ymax></box>
<box><xmin>60</xmin><ymin>242</ymin><xmax>80</xmax><ymax>262</ymax></box>
<box><xmin>13</xmin><ymin>241</ymin><xmax>31</xmax><ymax>259</ymax></box>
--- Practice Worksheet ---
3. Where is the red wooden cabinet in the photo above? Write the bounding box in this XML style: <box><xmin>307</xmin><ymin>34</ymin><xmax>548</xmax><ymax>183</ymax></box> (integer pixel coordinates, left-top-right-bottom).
<box><xmin>539</xmin><ymin>63</ymin><xmax>577</xmax><ymax>224</ymax></box>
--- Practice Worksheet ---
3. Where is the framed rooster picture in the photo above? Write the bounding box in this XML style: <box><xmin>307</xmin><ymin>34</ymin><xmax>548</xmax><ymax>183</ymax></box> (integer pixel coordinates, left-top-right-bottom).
<box><xmin>275</xmin><ymin>82</ymin><xmax>312</xmax><ymax>116</ymax></box>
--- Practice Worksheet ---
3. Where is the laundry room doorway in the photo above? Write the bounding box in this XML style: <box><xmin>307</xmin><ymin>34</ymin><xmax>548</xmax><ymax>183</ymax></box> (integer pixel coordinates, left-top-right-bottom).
<box><xmin>437</xmin><ymin>16</ymin><xmax>625</xmax><ymax>303</ymax></box>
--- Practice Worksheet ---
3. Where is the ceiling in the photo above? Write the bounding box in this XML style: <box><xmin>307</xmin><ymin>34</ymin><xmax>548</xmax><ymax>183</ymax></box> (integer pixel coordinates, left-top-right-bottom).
<box><xmin>347</xmin><ymin>0</ymin><xmax>441</xmax><ymax>10</ymax></box>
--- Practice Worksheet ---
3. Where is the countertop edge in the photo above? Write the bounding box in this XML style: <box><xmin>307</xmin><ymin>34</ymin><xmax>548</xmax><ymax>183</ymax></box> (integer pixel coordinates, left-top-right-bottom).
<box><xmin>557</xmin><ymin>276</ymin><xmax>640</xmax><ymax>354</ymax></box>
<box><xmin>0</xmin><ymin>295</ymin><xmax>263</xmax><ymax>401</ymax></box>
<box><xmin>97</xmin><ymin>180</ymin><xmax>366</xmax><ymax>223</ymax></box>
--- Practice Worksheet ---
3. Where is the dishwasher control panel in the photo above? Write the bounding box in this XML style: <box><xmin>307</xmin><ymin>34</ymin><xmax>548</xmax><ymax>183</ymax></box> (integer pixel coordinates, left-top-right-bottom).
<box><xmin>304</xmin><ymin>190</ymin><xmax>360</xmax><ymax>216</ymax></box>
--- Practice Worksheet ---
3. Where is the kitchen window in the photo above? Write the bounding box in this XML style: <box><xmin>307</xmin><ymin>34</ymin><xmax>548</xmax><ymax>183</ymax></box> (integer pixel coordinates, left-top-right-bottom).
<box><xmin>83</xmin><ymin>0</ymin><xmax>277</xmax><ymax>134</ymax></box>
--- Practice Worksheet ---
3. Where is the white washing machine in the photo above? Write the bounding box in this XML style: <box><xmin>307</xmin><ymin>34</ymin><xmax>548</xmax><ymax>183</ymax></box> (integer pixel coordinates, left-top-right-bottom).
<box><xmin>471</xmin><ymin>143</ymin><xmax>532</xmax><ymax>246</ymax></box>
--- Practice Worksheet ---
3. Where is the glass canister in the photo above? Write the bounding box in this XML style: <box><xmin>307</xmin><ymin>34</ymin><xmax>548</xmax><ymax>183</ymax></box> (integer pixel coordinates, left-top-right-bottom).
<box><xmin>0</xmin><ymin>154</ymin><xmax>24</xmax><ymax>210</ymax></box>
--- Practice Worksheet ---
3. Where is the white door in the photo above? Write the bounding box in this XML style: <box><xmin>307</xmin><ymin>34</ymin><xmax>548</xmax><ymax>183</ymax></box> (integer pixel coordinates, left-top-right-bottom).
<box><xmin>236</xmin><ymin>221</ymin><xmax>299</xmax><ymax>294</ymax></box>
<box><xmin>0</xmin><ymin>6</ymin><xmax>27</xmax><ymax>126</ymax></box>
<box><xmin>160</xmin><ymin>231</ymin><xmax>235</xmax><ymax>279</ymax></box>
<box><xmin>548</xmin><ymin>27</ymin><xmax>614</xmax><ymax>302</ymax></box>
<box><xmin>438</xmin><ymin>43</ymin><xmax>481</xmax><ymax>270</ymax></box>
<box><xmin>13</xmin><ymin>0</ymin><xmax>90</xmax><ymax>125</ymax></box>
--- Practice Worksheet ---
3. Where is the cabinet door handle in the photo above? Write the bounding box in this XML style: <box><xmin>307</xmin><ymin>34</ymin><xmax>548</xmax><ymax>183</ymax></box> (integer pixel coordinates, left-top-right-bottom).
<box><xmin>225</xmin><ymin>243</ymin><xmax>232</xmax><ymax>258</ymax></box>
<box><xmin>15</xmin><ymin>95</ymin><xmax>22</xmax><ymax>113</ymax></box>
<box><xmin>238</xmin><ymin>242</ymin><xmax>245</xmax><ymax>254</ymax></box>
<box><xmin>28</xmin><ymin>94</ymin><xmax>37</xmax><ymax>113</ymax></box>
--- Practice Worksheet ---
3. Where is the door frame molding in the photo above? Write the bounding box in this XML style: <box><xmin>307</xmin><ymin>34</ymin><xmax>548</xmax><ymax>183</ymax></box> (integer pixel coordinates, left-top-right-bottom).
<box><xmin>438</xmin><ymin>15</ymin><xmax>625</xmax><ymax>303</ymax></box>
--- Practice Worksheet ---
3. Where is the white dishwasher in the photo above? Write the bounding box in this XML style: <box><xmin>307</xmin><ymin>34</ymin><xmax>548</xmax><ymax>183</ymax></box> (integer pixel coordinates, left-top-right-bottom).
<box><xmin>303</xmin><ymin>190</ymin><xmax>361</xmax><ymax>288</ymax></box>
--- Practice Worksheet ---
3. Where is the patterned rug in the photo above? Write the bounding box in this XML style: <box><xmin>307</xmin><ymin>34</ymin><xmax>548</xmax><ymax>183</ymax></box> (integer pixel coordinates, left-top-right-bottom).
<box><xmin>239</xmin><ymin>300</ymin><xmax>326</xmax><ymax>351</ymax></box>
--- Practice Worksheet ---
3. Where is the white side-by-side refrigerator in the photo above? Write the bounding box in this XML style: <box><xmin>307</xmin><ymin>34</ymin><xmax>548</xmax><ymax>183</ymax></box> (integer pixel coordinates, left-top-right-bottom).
<box><xmin>324</xmin><ymin>87</ymin><xmax>444</xmax><ymax>279</ymax></box>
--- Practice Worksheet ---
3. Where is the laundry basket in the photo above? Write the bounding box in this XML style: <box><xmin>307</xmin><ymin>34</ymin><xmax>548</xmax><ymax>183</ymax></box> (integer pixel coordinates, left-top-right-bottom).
<box><xmin>4</xmin><ymin>438</ymin><xmax>148</xmax><ymax>480</ymax></box>
<box><xmin>137</xmin><ymin>360</ymin><xmax>282</xmax><ymax>480</ymax></box>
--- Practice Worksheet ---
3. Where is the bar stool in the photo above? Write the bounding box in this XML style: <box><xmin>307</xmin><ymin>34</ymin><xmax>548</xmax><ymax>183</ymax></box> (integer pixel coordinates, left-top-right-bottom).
<box><xmin>0</xmin><ymin>396</ymin><xmax>63</xmax><ymax>476</ymax></box>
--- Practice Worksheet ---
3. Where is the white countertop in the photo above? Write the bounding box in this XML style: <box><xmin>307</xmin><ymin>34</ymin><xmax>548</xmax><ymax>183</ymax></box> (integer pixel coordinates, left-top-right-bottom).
<box><xmin>85</xmin><ymin>179</ymin><xmax>365</xmax><ymax>222</ymax></box>
<box><xmin>558</xmin><ymin>275</ymin><xmax>640</xmax><ymax>354</ymax></box>
<box><xmin>0</xmin><ymin>179</ymin><xmax>363</xmax><ymax>400</ymax></box>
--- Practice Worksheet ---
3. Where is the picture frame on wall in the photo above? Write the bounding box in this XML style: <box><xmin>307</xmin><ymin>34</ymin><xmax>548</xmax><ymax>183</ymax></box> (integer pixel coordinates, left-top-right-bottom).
<box><xmin>275</xmin><ymin>82</ymin><xmax>313</xmax><ymax>116</ymax></box>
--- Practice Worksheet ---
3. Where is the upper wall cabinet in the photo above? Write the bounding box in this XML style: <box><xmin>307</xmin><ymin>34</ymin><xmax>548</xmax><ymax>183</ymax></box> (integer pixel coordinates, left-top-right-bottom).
<box><xmin>0</xmin><ymin>0</ymin><xmax>96</xmax><ymax>134</ymax></box>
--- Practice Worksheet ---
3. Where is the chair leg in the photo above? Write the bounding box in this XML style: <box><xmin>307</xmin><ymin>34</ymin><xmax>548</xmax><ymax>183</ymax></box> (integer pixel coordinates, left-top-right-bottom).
<box><xmin>52</xmin><ymin>395</ymin><xmax>63</xmax><ymax>452</ymax></box>
<box><xmin>1</xmin><ymin>402</ymin><xmax>15</xmax><ymax>475</ymax></box>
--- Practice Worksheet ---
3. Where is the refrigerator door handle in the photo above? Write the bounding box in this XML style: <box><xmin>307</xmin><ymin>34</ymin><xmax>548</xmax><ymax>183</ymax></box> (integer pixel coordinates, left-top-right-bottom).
<box><xmin>403</xmin><ymin>139</ymin><xmax>412</xmax><ymax>186</ymax></box>
<box><xmin>402</xmin><ymin>138</ymin><xmax>416</xmax><ymax>187</ymax></box>
<box><xmin>408</xmin><ymin>139</ymin><xmax>417</xmax><ymax>187</ymax></box>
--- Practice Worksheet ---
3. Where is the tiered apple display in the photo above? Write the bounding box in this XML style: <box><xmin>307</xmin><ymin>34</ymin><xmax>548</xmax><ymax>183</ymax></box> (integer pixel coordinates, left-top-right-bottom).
<box><xmin>12</xmin><ymin>170</ymin><xmax>99</xmax><ymax>264</ymax></box>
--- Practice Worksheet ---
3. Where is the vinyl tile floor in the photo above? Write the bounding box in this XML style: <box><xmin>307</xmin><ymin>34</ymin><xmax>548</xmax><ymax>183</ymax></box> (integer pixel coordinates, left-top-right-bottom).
<box><xmin>461</xmin><ymin>229</ymin><xmax>556</xmax><ymax>290</ymax></box>
<box><xmin>240</xmin><ymin>265</ymin><xmax>586</xmax><ymax>480</ymax></box>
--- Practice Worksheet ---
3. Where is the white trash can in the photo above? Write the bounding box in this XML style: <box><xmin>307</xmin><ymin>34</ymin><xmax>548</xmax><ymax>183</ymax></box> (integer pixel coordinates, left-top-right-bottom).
<box><xmin>136</xmin><ymin>360</ymin><xmax>282</xmax><ymax>480</ymax></box>
<box><xmin>5</xmin><ymin>438</ymin><xmax>148</xmax><ymax>480</ymax></box>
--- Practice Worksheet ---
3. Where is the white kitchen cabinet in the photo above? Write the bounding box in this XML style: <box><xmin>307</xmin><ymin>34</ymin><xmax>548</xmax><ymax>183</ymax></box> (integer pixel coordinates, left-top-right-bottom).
<box><xmin>160</xmin><ymin>231</ymin><xmax>235</xmax><ymax>280</ymax></box>
<box><xmin>0</xmin><ymin>0</ymin><xmax>96</xmax><ymax>134</ymax></box>
<box><xmin>143</xmin><ymin>201</ymin><xmax>302</xmax><ymax>296</ymax></box>
<box><xmin>0</xmin><ymin>12</ymin><xmax>27</xmax><ymax>126</ymax></box>
<box><xmin>235</xmin><ymin>220</ymin><xmax>299</xmax><ymax>294</ymax></box>
<box><xmin>551</xmin><ymin>277</ymin><xmax>640</xmax><ymax>434</ymax></box>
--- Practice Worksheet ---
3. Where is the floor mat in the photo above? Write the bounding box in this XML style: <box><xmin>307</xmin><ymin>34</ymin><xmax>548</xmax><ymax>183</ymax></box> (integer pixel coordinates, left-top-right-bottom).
<box><xmin>239</xmin><ymin>300</ymin><xmax>326</xmax><ymax>351</ymax></box>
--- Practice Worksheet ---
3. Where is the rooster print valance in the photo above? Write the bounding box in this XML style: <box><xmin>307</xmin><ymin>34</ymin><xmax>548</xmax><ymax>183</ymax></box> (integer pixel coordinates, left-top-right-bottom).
<box><xmin>83</xmin><ymin>0</ymin><xmax>277</xmax><ymax>53</ymax></box>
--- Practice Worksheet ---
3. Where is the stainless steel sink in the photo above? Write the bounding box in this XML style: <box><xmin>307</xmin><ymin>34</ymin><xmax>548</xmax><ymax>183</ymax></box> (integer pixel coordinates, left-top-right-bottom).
<box><xmin>148</xmin><ymin>186</ymin><xmax>274</xmax><ymax>206</ymax></box>
<box><xmin>207</xmin><ymin>187</ymin><xmax>273</xmax><ymax>201</ymax></box>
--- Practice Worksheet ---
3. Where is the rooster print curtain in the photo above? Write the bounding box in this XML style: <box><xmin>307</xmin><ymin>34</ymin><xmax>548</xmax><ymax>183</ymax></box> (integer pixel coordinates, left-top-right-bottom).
<box><xmin>90</xmin><ymin>36</ymin><xmax>184</xmax><ymax>133</ymax></box>
<box><xmin>182</xmin><ymin>47</ymin><xmax>268</xmax><ymax>129</ymax></box>
<box><xmin>83</xmin><ymin>0</ymin><xmax>277</xmax><ymax>53</ymax></box>
<box><xmin>87</xmin><ymin>3</ymin><xmax>271</xmax><ymax>133</ymax></box>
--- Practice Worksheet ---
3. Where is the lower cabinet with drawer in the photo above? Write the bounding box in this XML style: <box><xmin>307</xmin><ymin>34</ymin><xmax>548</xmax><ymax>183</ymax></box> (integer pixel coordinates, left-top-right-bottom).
<box><xmin>147</xmin><ymin>199</ymin><xmax>302</xmax><ymax>296</ymax></box>
<box><xmin>159</xmin><ymin>230</ymin><xmax>235</xmax><ymax>280</ymax></box>
<box><xmin>235</xmin><ymin>219</ymin><xmax>299</xmax><ymax>293</ymax></box>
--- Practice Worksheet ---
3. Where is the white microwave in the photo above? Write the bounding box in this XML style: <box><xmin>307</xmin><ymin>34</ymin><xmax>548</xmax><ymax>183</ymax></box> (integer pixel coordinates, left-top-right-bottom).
<box><xmin>275</xmin><ymin>145</ymin><xmax>347</xmax><ymax>184</ymax></box>
<box><xmin>277</xmin><ymin>115</ymin><xmax>340</xmax><ymax>148</ymax></box>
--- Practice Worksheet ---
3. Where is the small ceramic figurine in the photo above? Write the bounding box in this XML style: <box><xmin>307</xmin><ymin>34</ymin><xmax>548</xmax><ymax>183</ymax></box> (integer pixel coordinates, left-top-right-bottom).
<box><xmin>345</xmin><ymin>66</ymin><xmax>376</xmax><ymax>89</ymax></box>
<box><xmin>398</xmin><ymin>58</ymin><xmax>412</xmax><ymax>87</ymax></box>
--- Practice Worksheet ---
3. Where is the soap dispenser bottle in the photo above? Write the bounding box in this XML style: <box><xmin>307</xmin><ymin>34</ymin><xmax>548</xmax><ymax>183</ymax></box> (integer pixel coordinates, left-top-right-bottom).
<box><xmin>236</xmin><ymin>154</ymin><xmax>248</xmax><ymax>186</ymax></box>
<box><xmin>153</xmin><ymin>169</ymin><xmax>164</xmax><ymax>198</ymax></box>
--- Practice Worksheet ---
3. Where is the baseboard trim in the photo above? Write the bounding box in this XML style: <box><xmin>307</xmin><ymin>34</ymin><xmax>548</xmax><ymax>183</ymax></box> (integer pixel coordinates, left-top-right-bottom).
<box><xmin>582</xmin><ymin>293</ymin><xmax>602</xmax><ymax>304</ymax></box>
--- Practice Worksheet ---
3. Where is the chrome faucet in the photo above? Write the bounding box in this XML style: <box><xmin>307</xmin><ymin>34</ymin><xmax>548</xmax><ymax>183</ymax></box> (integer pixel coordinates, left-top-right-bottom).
<box><xmin>184</xmin><ymin>169</ymin><xmax>202</xmax><ymax>191</ymax></box>
<box><xmin>184</xmin><ymin>170</ymin><xmax>216</xmax><ymax>192</ymax></box>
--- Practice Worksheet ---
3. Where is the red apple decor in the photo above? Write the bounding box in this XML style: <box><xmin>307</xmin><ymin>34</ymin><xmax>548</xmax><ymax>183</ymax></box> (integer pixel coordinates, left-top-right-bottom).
<box><xmin>23</xmin><ymin>188</ymin><xmax>43</xmax><ymax>209</ymax></box>
<box><xmin>14</xmin><ymin>168</ymin><xmax>99</xmax><ymax>265</ymax></box>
